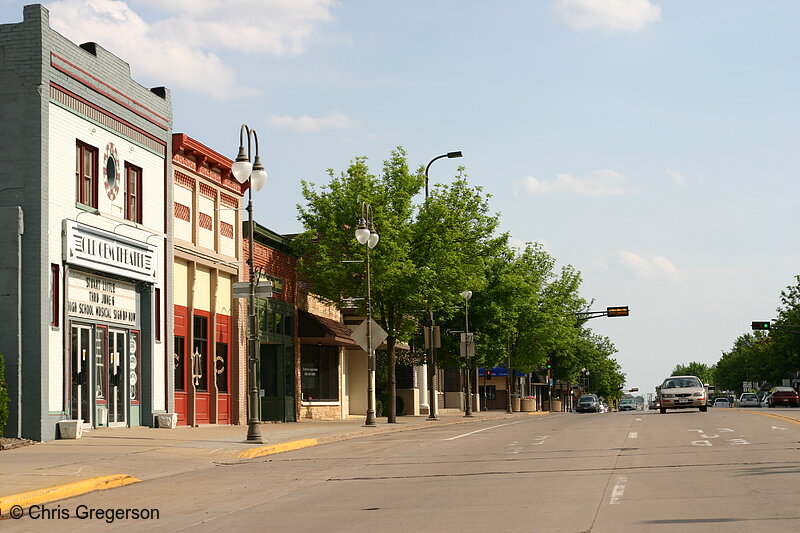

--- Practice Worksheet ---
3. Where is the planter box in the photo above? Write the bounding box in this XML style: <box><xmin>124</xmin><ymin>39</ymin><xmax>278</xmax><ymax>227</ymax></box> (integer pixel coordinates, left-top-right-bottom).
<box><xmin>520</xmin><ymin>398</ymin><xmax>535</xmax><ymax>412</ymax></box>
<box><xmin>58</xmin><ymin>420</ymin><xmax>83</xmax><ymax>439</ymax></box>
<box><xmin>156</xmin><ymin>413</ymin><xmax>178</xmax><ymax>429</ymax></box>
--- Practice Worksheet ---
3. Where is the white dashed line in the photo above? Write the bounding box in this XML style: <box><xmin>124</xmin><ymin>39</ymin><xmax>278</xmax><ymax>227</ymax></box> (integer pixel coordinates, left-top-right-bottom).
<box><xmin>445</xmin><ymin>423</ymin><xmax>509</xmax><ymax>441</ymax></box>
<box><xmin>628</xmin><ymin>432</ymin><xmax>638</xmax><ymax>439</ymax></box>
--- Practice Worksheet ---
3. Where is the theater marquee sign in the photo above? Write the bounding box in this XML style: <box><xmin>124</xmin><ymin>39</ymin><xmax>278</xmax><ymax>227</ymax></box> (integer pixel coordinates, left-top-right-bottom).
<box><xmin>68</xmin><ymin>271</ymin><xmax>137</xmax><ymax>327</ymax></box>
<box><xmin>64</xmin><ymin>220</ymin><xmax>157</xmax><ymax>282</ymax></box>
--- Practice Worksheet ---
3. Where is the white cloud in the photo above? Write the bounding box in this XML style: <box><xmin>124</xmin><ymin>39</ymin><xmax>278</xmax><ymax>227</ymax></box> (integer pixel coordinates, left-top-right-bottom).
<box><xmin>666</xmin><ymin>168</ymin><xmax>685</xmax><ymax>185</ymax></box>
<box><xmin>44</xmin><ymin>0</ymin><xmax>336</xmax><ymax>99</ymax></box>
<box><xmin>268</xmin><ymin>111</ymin><xmax>357</xmax><ymax>132</ymax></box>
<box><xmin>615</xmin><ymin>250</ymin><xmax>678</xmax><ymax>280</ymax></box>
<box><xmin>552</xmin><ymin>0</ymin><xmax>662</xmax><ymax>32</ymax></box>
<box><xmin>522</xmin><ymin>169</ymin><xmax>636</xmax><ymax>196</ymax></box>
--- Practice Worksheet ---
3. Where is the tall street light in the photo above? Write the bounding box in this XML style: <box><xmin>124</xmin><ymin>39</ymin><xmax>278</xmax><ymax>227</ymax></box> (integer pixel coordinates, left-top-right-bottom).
<box><xmin>231</xmin><ymin>124</ymin><xmax>268</xmax><ymax>443</ymax></box>
<box><xmin>424</xmin><ymin>151</ymin><xmax>462</xmax><ymax>421</ymax></box>
<box><xmin>356</xmin><ymin>202</ymin><xmax>379</xmax><ymax>427</ymax></box>
<box><xmin>460</xmin><ymin>290</ymin><xmax>473</xmax><ymax>417</ymax></box>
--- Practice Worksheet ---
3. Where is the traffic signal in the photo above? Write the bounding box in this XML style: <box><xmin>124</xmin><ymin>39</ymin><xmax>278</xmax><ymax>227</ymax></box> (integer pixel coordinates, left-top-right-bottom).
<box><xmin>751</xmin><ymin>321</ymin><xmax>771</xmax><ymax>331</ymax></box>
<box><xmin>607</xmin><ymin>306</ymin><xmax>629</xmax><ymax>317</ymax></box>
<box><xmin>546</xmin><ymin>360</ymin><xmax>552</xmax><ymax>370</ymax></box>
<box><xmin>486</xmin><ymin>369</ymin><xmax>492</xmax><ymax>380</ymax></box>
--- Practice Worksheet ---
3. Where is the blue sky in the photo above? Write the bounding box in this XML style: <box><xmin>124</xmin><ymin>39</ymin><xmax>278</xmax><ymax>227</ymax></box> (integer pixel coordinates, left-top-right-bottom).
<box><xmin>3</xmin><ymin>0</ymin><xmax>798</xmax><ymax>394</ymax></box>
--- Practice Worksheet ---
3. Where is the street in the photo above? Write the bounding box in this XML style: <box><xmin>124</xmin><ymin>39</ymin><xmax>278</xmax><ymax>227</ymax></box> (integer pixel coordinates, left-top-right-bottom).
<box><xmin>4</xmin><ymin>409</ymin><xmax>800</xmax><ymax>532</ymax></box>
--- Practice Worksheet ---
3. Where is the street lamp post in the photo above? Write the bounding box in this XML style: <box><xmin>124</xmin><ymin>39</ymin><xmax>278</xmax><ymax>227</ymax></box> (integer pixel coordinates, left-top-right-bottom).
<box><xmin>231</xmin><ymin>124</ymin><xmax>268</xmax><ymax>443</ymax></box>
<box><xmin>356</xmin><ymin>202</ymin><xmax>379</xmax><ymax>427</ymax></box>
<box><xmin>461</xmin><ymin>290</ymin><xmax>473</xmax><ymax>417</ymax></box>
<box><xmin>424</xmin><ymin>151</ymin><xmax>462</xmax><ymax>421</ymax></box>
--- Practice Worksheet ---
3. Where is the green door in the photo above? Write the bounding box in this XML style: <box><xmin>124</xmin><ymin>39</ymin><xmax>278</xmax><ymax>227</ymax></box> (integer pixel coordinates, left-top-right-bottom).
<box><xmin>260</xmin><ymin>343</ymin><xmax>296</xmax><ymax>422</ymax></box>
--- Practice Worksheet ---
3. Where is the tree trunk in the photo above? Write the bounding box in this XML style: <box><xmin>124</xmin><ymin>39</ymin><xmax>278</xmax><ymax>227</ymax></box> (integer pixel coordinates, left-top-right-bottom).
<box><xmin>388</xmin><ymin>337</ymin><xmax>397</xmax><ymax>423</ymax></box>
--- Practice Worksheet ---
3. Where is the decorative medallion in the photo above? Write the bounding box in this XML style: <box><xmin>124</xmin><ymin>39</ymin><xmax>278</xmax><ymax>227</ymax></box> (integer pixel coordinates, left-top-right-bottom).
<box><xmin>215</xmin><ymin>355</ymin><xmax>225</xmax><ymax>375</ymax></box>
<box><xmin>103</xmin><ymin>142</ymin><xmax>120</xmax><ymax>201</ymax></box>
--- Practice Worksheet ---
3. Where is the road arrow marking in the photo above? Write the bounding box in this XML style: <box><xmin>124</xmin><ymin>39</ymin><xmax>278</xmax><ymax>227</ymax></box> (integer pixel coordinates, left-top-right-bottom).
<box><xmin>610</xmin><ymin>476</ymin><xmax>628</xmax><ymax>505</ymax></box>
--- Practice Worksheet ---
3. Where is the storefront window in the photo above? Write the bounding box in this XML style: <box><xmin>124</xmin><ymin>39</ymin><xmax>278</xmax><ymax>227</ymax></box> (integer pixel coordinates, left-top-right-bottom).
<box><xmin>193</xmin><ymin>315</ymin><xmax>208</xmax><ymax>391</ymax></box>
<box><xmin>259</xmin><ymin>299</ymin><xmax>294</xmax><ymax>341</ymax></box>
<box><xmin>301</xmin><ymin>344</ymin><xmax>338</xmax><ymax>401</ymax></box>
<box><xmin>215</xmin><ymin>342</ymin><xmax>228</xmax><ymax>393</ymax></box>
<box><xmin>174</xmin><ymin>336</ymin><xmax>185</xmax><ymax>391</ymax></box>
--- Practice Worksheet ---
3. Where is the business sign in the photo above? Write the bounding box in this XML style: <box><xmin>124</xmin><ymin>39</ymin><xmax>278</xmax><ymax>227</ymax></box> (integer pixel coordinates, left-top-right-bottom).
<box><xmin>64</xmin><ymin>220</ymin><xmax>157</xmax><ymax>282</ymax></box>
<box><xmin>68</xmin><ymin>271</ymin><xmax>137</xmax><ymax>327</ymax></box>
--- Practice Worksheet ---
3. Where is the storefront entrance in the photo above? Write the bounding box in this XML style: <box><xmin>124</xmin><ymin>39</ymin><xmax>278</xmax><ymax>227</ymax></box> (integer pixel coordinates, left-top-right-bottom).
<box><xmin>107</xmin><ymin>329</ymin><xmax>127</xmax><ymax>426</ymax></box>
<box><xmin>70</xmin><ymin>324</ymin><xmax>93</xmax><ymax>427</ymax></box>
<box><xmin>260</xmin><ymin>343</ymin><xmax>296</xmax><ymax>422</ymax></box>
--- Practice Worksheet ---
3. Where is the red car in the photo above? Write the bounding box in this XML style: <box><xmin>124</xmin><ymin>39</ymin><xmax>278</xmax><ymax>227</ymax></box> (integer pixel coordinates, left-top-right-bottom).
<box><xmin>768</xmin><ymin>387</ymin><xmax>799</xmax><ymax>407</ymax></box>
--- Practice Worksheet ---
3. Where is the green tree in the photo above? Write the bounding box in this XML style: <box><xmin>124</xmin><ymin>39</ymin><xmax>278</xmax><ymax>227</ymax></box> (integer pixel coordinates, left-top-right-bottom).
<box><xmin>293</xmin><ymin>148</ymin><xmax>502</xmax><ymax>422</ymax></box>
<box><xmin>671</xmin><ymin>362</ymin><xmax>714</xmax><ymax>384</ymax></box>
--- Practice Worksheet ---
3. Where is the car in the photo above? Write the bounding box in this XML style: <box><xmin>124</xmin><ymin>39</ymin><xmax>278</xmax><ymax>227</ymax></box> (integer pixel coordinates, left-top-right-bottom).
<box><xmin>659</xmin><ymin>375</ymin><xmax>708</xmax><ymax>413</ymax></box>
<box><xmin>618</xmin><ymin>398</ymin><xmax>638</xmax><ymax>411</ymax></box>
<box><xmin>713</xmin><ymin>398</ymin><xmax>730</xmax><ymax>408</ymax></box>
<box><xmin>738</xmin><ymin>392</ymin><xmax>760</xmax><ymax>408</ymax></box>
<box><xmin>768</xmin><ymin>387</ymin><xmax>800</xmax><ymax>407</ymax></box>
<box><xmin>576</xmin><ymin>394</ymin><xmax>601</xmax><ymax>413</ymax></box>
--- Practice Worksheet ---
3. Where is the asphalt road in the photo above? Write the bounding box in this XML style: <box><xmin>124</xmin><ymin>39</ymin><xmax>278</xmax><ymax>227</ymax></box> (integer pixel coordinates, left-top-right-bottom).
<box><xmin>5</xmin><ymin>408</ymin><xmax>800</xmax><ymax>532</ymax></box>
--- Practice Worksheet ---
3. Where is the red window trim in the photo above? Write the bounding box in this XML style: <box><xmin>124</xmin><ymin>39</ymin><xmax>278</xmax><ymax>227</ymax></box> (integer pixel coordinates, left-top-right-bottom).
<box><xmin>125</xmin><ymin>162</ymin><xmax>143</xmax><ymax>223</ymax></box>
<box><xmin>76</xmin><ymin>140</ymin><xmax>99</xmax><ymax>208</ymax></box>
<box><xmin>50</xmin><ymin>263</ymin><xmax>60</xmax><ymax>327</ymax></box>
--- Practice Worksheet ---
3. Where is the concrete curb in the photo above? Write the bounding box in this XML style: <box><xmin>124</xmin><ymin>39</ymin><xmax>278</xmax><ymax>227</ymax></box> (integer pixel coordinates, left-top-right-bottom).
<box><xmin>0</xmin><ymin>474</ymin><xmax>140</xmax><ymax>516</ymax></box>
<box><xmin>735</xmin><ymin>409</ymin><xmax>800</xmax><ymax>426</ymax></box>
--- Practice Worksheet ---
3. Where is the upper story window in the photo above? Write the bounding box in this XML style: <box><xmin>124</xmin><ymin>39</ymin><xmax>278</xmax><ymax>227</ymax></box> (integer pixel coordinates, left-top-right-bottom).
<box><xmin>76</xmin><ymin>141</ymin><xmax>98</xmax><ymax>208</ymax></box>
<box><xmin>125</xmin><ymin>163</ymin><xmax>143</xmax><ymax>223</ymax></box>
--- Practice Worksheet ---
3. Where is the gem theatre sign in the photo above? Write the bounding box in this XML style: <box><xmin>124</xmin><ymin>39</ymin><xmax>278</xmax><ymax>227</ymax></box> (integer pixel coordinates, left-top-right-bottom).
<box><xmin>64</xmin><ymin>220</ymin><xmax>157</xmax><ymax>282</ymax></box>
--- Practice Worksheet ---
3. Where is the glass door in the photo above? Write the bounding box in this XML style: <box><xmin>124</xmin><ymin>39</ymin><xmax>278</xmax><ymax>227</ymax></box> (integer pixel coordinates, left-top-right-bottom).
<box><xmin>70</xmin><ymin>324</ymin><xmax>93</xmax><ymax>426</ymax></box>
<box><xmin>108</xmin><ymin>330</ymin><xmax>127</xmax><ymax>426</ymax></box>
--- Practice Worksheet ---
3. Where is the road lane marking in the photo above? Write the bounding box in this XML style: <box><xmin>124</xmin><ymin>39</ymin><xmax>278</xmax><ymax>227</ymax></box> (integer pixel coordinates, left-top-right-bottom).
<box><xmin>610</xmin><ymin>476</ymin><xmax>628</xmax><ymax>505</ymax></box>
<box><xmin>628</xmin><ymin>432</ymin><xmax>638</xmax><ymax>439</ymax></box>
<box><xmin>771</xmin><ymin>426</ymin><xmax>786</xmax><ymax>430</ymax></box>
<box><xmin>634</xmin><ymin>418</ymin><xmax>642</xmax><ymax>422</ymax></box>
<box><xmin>728</xmin><ymin>438</ymin><xmax>750</xmax><ymax>445</ymax></box>
<box><xmin>700</xmin><ymin>433</ymin><xmax>719</xmax><ymax>439</ymax></box>
<box><xmin>445</xmin><ymin>423</ymin><xmax>510</xmax><ymax>441</ymax></box>
<box><xmin>691</xmin><ymin>440</ymin><xmax>712</xmax><ymax>446</ymax></box>
<box><xmin>717</xmin><ymin>428</ymin><xmax>734</xmax><ymax>432</ymax></box>
<box><xmin>532</xmin><ymin>436</ymin><xmax>549</xmax><ymax>445</ymax></box>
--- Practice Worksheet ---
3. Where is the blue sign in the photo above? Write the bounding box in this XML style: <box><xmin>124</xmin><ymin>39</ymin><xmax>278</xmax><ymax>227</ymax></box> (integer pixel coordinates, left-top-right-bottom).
<box><xmin>478</xmin><ymin>366</ymin><xmax>526</xmax><ymax>377</ymax></box>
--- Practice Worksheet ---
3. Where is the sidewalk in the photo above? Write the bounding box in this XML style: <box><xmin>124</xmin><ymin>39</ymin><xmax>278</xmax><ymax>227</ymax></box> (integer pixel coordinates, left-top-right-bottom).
<box><xmin>0</xmin><ymin>410</ymin><xmax>540</xmax><ymax>513</ymax></box>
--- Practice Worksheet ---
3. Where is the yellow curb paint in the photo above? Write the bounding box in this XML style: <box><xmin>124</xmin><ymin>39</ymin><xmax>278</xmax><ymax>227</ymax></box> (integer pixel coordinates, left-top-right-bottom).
<box><xmin>0</xmin><ymin>474</ymin><xmax>140</xmax><ymax>514</ymax></box>
<box><xmin>238</xmin><ymin>438</ymin><xmax>319</xmax><ymax>459</ymax></box>
<box><xmin>528</xmin><ymin>411</ymin><xmax>550</xmax><ymax>416</ymax></box>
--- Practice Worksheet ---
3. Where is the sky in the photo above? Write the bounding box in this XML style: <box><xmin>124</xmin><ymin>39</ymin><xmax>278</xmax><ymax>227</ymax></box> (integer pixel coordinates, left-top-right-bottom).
<box><xmin>2</xmin><ymin>0</ymin><xmax>798</xmax><ymax>395</ymax></box>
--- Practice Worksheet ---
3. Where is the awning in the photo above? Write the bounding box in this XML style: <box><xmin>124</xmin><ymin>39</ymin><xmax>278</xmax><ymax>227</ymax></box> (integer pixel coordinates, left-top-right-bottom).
<box><xmin>298</xmin><ymin>310</ymin><xmax>356</xmax><ymax>346</ymax></box>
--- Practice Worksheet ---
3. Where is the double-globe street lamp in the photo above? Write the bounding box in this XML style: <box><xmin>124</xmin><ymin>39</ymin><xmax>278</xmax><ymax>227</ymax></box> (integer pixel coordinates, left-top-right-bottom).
<box><xmin>356</xmin><ymin>202</ymin><xmax>379</xmax><ymax>426</ymax></box>
<box><xmin>460</xmin><ymin>290</ymin><xmax>473</xmax><ymax>417</ymax></box>
<box><xmin>581</xmin><ymin>367</ymin><xmax>590</xmax><ymax>392</ymax></box>
<box><xmin>424</xmin><ymin>151</ymin><xmax>462</xmax><ymax>421</ymax></box>
<box><xmin>231</xmin><ymin>124</ymin><xmax>268</xmax><ymax>443</ymax></box>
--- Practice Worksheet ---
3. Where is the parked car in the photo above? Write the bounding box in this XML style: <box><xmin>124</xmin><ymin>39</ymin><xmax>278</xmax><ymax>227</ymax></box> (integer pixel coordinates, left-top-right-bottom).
<box><xmin>738</xmin><ymin>393</ymin><xmax>760</xmax><ymax>408</ymax></box>
<box><xmin>768</xmin><ymin>387</ymin><xmax>800</xmax><ymax>407</ymax></box>
<box><xmin>659</xmin><ymin>375</ymin><xmax>708</xmax><ymax>413</ymax></box>
<box><xmin>618</xmin><ymin>398</ymin><xmax>638</xmax><ymax>411</ymax></box>
<box><xmin>713</xmin><ymin>398</ymin><xmax>730</xmax><ymax>408</ymax></box>
<box><xmin>576</xmin><ymin>394</ymin><xmax>601</xmax><ymax>413</ymax></box>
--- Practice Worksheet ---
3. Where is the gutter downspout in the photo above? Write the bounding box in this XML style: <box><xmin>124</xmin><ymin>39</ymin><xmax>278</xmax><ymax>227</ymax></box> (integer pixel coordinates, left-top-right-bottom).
<box><xmin>15</xmin><ymin>207</ymin><xmax>23</xmax><ymax>438</ymax></box>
